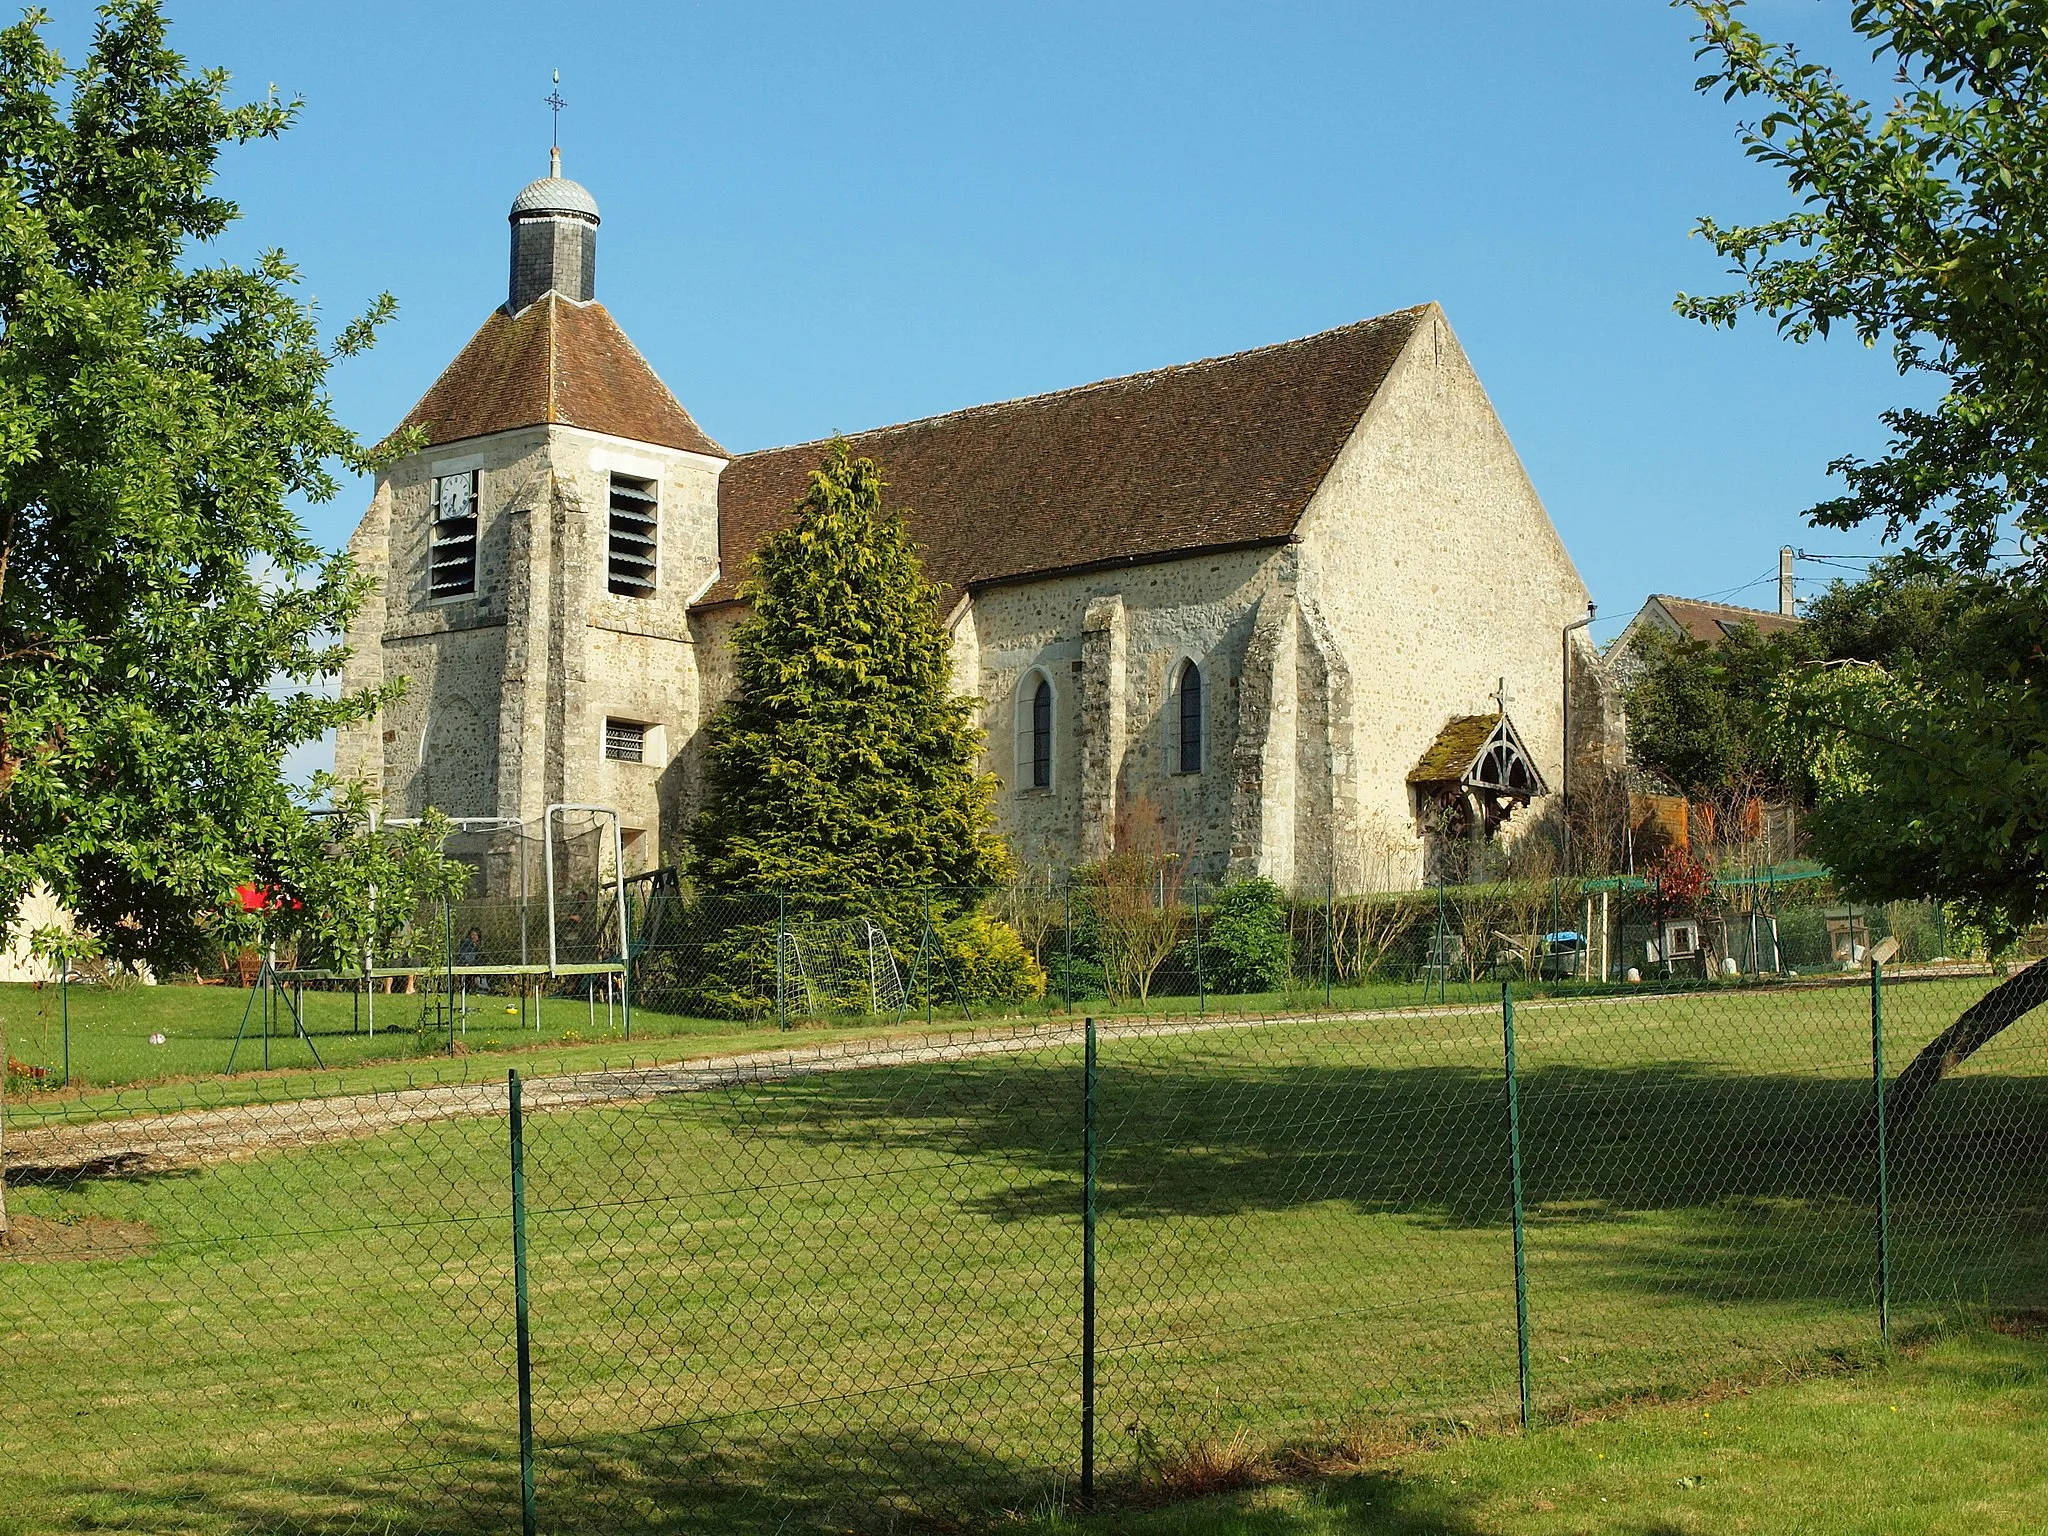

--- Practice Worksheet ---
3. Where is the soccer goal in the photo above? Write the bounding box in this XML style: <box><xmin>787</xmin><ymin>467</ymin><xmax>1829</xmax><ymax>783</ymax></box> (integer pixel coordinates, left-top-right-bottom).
<box><xmin>262</xmin><ymin>803</ymin><xmax>634</xmax><ymax>1053</ymax></box>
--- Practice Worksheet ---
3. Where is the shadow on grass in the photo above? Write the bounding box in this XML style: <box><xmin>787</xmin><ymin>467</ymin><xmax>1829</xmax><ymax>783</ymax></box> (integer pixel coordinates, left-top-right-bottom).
<box><xmin>25</xmin><ymin>1426</ymin><xmax>1496</xmax><ymax>1536</ymax></box>
<box><xmin>652</xmin><ymin>1053</ymin><xmax>2048</xmax><ymax>1310</ymax></box>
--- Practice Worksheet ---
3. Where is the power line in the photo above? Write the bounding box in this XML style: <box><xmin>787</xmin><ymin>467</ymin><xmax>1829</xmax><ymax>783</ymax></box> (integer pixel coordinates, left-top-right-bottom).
<box><xmin>1692</xmin><ymin>567</ymin><xmax>1779</xmax><ymax>603</ymax></box>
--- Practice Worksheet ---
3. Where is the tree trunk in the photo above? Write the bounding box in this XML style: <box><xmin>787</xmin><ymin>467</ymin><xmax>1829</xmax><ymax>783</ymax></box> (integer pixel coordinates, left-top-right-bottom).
<box><xmin>1880</xmin><ymin>952</ymin><xmax>2048</xmax><ymax>1133</ymax></box>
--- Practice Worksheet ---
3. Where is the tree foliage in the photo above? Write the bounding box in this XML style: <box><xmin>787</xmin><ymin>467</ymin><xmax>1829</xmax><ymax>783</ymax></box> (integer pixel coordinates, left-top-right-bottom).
<box><xmin>1784</xmin><ymin>572</ymin><xmax>2048</xmax><ymax>945</ymax></box>
<box><xmin>1686</xmin><ymin>1</ymin><xmax>2048</xmax><ymax>1117</ymax></box>
<box><xmin>1683</xmin><ymin>0</ymin><xmax>2048</xmax><ymax>567</ymax></box>
<box><xmin>267</xmin><ymin>778</ymin><xmax>472</xmax><ymax>971</ymax></box>
<box><xmin>1624</xmin><ymin>620</ymin><xmax>1812</xmax><ymax>801</ymax></box>
<box><xmin>0</xmin><ymin>2</ymin><xmax>397</xmax><ymax>970</ymax></box>
<box><xmin>690</xmin><ymin>440</ymin><xmax>1011</xmax><ymax>895</ymax></box>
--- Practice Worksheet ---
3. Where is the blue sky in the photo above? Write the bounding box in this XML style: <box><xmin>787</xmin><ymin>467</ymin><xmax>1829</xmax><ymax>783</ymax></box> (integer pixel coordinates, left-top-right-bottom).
<box><xmin>56</xmin><ymin>1</ymin><xmax>1913</xmax><ymax>644</ymax></box>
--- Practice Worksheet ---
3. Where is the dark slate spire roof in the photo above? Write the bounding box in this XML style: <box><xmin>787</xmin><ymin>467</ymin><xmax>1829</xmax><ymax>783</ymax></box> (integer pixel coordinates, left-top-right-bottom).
<box><xmin>391</xmin><ymin>294</ymin><xmax>724</xmax><ymax>458</ymax></box>
<box><xmin>699</xmin><ymin>305</ymin><xmax>1429</xmax><ymax>610</ymax></box>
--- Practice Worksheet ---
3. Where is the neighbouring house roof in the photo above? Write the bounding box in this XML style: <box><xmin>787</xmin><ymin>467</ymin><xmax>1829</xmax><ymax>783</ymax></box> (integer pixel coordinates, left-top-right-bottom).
<box><xmin>695</xmin><ymin>305</ymin><xmax>1431</xmax><ymax>610</ymax></box>
<box><xmin>1647</xmin><ymin>595</ymin><xmax>1804</xmax><ymax>643</ymax></box>
<box><xmin>391</xmin><ymin>295</ymin><xmax>725</xmax><ymax>458</ymax></box>
<box><xmin>1409</xmin><ymin>713</ymin><xmax>1548</xmax><ymax>798</ymax></box>
<box><xmin>1608</xmin><ymin>595</ymin><xmax>1803</xmax><ymax>669</ymax></box>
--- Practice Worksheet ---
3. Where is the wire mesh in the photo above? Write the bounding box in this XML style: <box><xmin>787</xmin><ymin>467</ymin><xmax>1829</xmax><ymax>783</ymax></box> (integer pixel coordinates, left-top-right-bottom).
<box><xmin>0</xmin><ymin>1074</ymin><xmax>520</xmax><ymax>1530</ymax></box>
<box><xmin>2</xmin><ymin>881</ymin><xmax>2045</xmax><ymax>1532</ymax></box>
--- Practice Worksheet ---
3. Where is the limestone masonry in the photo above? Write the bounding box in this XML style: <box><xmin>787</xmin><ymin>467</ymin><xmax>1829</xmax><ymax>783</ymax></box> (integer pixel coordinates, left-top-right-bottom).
<box><xmin>337</xmin><ymin>162</ymin><xmax>1616</xmax><ymax>889</ymax></box>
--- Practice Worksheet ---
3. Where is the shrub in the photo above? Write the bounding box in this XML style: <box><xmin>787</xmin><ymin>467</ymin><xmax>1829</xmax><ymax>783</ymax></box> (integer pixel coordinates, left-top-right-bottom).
<box><xmin>632</xmin><ymin>898</ymin><xmax>1046</xmax><ymax>1019</ymax></box>
<box><xmin>1191</xmin><ymin>879</ymin><xmax>1291</xmax><ymax>994</ymax></box>
<box><xmin>934</xmin><ymin>912</ymin><xmax>1047</xmax><ymax>1004</ymax></box>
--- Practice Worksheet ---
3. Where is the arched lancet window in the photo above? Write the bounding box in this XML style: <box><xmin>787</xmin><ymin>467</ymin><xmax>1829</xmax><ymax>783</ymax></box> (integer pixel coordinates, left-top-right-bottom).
<box><xmin>1030</xmin><ymin>676</ymin><xmax>1053</xmax><ymax>788</ymax></box>
<box><xmin>1175</xmin><ymin>660</ymin><xmax>1203</xmax><ymax>774</ymax></box>
<box><xmin>1016</xmin><ymin>670</ymin><xmax>1054</xmax><ymax>789</ymax></box>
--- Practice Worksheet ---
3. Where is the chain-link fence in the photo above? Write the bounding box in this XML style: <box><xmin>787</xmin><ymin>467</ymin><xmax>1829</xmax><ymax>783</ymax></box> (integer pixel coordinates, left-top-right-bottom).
<box><xmin>4</xmin><ymin>956</ymin><xmax>2045</xmax><ymax>1532</ymax></box>
<box><xmin>5</xmin><ymin>860</ymin><xmax>1964</xmax><ymax>1097</ymax></box>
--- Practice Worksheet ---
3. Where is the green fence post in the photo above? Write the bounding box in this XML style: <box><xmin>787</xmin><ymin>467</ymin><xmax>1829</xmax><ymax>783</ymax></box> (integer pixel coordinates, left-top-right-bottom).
<box><xmin>59</xmin><ymin>969</ymin><xmax>69</xmax><ymax>1089</ymax></box>
<box><xmin>924</xmin><ymin>889</ymin><xmax>934</xmax><ymax>1027</ymax></box>
<box><xmin>1502</xmin><ymin>981</ymin><xmax>1532</xmax><ymax>1430</ymax></box>
<box><xmin>509</xmin><ymin>1071</ymin><xmax>538</xmax><ymax>1536</ymax></box>
<box><xmin>1872</xmin><ymin>957</ymin><xmax>1891</xmax><ymax>1347</ymax></box>
<box><xmin>776</xmin><ymin>890</ymin><xmax>788</xmax><ymax>1031</ymax></box>
<box><xmin>1081</xmin><ymin>1016</ymin><xmax>1098</xmax><ymax>1504</ymax></box>
<box><xmin>1195</xmin><ymin>886</ymin><xmax>1205</xmax><ymax>1017</ymax></box>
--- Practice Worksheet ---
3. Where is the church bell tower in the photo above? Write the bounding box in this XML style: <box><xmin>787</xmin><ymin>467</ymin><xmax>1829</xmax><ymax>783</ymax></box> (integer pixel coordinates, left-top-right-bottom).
<box><xmin>335</xmin><ymin>146</ymin><xmax>729</xmax><ymax>873</ymax></box>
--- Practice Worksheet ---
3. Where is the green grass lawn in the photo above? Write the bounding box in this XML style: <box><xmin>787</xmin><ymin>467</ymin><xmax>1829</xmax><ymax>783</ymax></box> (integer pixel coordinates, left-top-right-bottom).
<box><xmin>1049</xmin><ymin>1324</ymin><xmax>2048</xmax><ymax>1534</ymax></box>
<box><xmin>1</xmin><ymin>973</ymin><xmax>2040</xmax><ymax>1534</ymax></box>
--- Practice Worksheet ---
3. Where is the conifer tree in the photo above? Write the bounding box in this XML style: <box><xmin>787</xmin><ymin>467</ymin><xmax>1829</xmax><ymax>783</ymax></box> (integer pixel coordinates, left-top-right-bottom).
<box><xmin>690</xmin><ymin>440</ymin><xmax>1012</xmax><ymax>896</ymax></box>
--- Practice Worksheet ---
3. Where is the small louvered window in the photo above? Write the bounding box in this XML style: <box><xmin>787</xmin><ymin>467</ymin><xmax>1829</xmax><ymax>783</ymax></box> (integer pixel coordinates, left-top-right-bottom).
<box><xmin>604</xmin><ymin>719</ymin><xmax>646</xmax><ymax>763</ymax></box>
<box><xmin>430</xmin><ymin>471</ymin><xmax>478</xmax><ymax>599</ymax></box>
<box><xmin>607</xmin><ymin>474</ymin><xmax>658</xmax><ymax>598</ymax></box>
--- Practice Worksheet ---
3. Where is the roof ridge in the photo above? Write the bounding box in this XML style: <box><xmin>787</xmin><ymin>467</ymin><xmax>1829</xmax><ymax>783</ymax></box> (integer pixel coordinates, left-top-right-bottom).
<box><xmin>1654</xmin><ymin>593</ymin><xmax>1794</xmax><ymax>616</ymax></box>
<box><xmin>545</xmin><ymin>294</ymin><xmax>559</xmax><ymax>425</ymax></box>
<box><xmin>731</xmin><ymin>304</ymin><xmax>1433</xmax><ymax>461</ymax></box>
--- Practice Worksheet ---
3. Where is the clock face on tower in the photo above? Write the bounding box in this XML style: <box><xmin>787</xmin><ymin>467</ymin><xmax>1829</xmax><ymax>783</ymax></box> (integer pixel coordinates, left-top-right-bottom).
<box><xmin>436</xmin><ymin>471</ymin><xmax>475</xmax><ymax>522</ymax></box>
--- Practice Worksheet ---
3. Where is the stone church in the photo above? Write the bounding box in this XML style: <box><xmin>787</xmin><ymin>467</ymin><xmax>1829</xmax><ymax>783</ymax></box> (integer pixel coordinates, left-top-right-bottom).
<box><xmin>336</xmin><ymin>161</ymin><xmax>1607</xmax><ymax>889</ymax></box>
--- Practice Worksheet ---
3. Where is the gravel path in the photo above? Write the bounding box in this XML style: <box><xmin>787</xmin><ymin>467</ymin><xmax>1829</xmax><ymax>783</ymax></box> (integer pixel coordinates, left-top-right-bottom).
<box><xmin>2</xmin><ymin>1004</ymin><xmax>1514</xmax><ymax>1179</ymax></box>
<box><xmin>9</xmin><ymin>970</ymin><xmax>1941</xmax><ymax>1181</ymax></box>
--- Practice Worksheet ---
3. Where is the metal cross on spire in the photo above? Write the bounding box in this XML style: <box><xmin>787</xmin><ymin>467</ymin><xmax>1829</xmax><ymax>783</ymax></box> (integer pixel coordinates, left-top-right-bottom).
<box><xmin>545</xmin><ymin>70</ymin><xmax>566</xmax><ymax>149</ymax></box>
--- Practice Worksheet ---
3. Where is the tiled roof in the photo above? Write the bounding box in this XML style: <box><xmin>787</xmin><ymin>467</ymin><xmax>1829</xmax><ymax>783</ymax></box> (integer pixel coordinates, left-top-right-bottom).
<box><xmin>1408</xmin><ymin>714</ymin><xmax>1504</xmax><ymax>786</ymax></box>
<box><xmin>697</xmin><ymin>306</ymin><xmax>1430</xmax><ymax>609</ymax></box>
<box><xmin>1650</xmin><ymin>596</ymin><xmax>1803</xmax><ymax>644</ymax></box>
<box><xmin>391</xmin><ymin>296</ymin><xmax>724</xmax><ymax>458</ymax></box>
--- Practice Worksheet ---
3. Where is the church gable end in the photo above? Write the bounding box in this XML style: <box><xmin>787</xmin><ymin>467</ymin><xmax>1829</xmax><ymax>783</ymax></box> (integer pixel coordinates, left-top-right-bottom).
<box><xmin>1285</xmin><ymin>306</ymin><xmax>1596</xmax><ymax>884</ymax></box>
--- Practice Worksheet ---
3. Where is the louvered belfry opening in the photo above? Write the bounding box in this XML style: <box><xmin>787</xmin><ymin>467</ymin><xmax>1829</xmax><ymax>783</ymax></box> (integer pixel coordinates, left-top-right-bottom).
<box><xmin>430</xmin><ymin>470</ymin><xmax>478</xmax><ymax>598</ymax></box>
<box><xmin>607</xmin><ymin>473</ymin><xmax>658</xmax><ymax>597</ymax></box>
<box><xmin>603</xmin><ymin>718</ymin><xmax>646</xmax><ymax>763</ymax></box>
